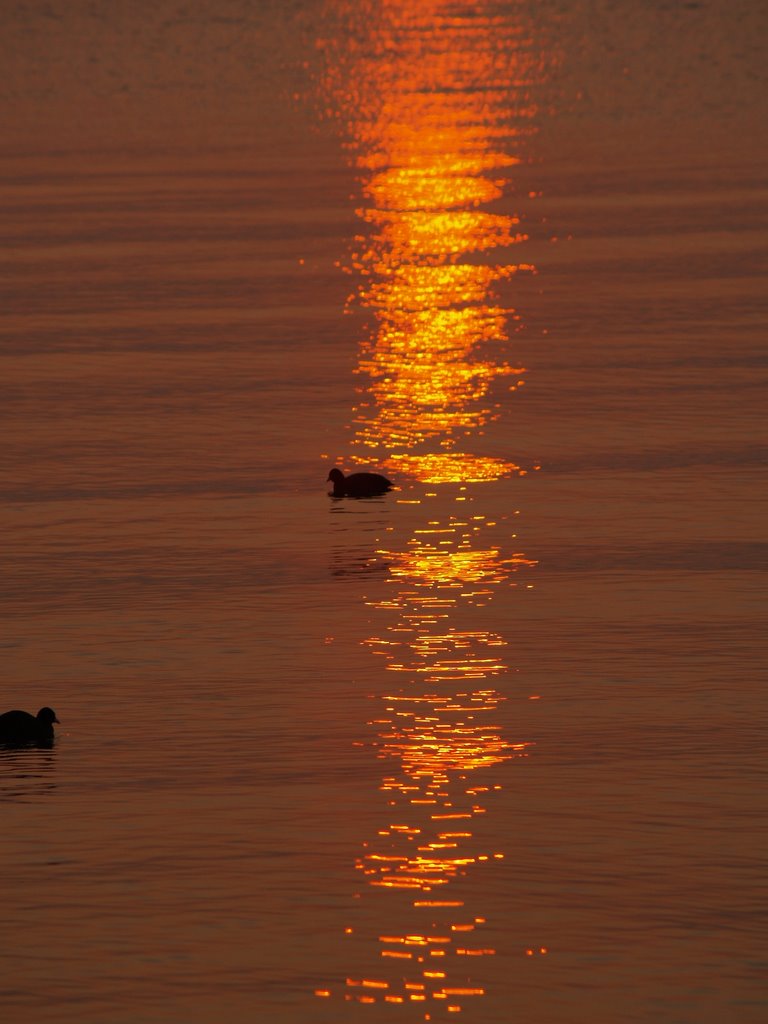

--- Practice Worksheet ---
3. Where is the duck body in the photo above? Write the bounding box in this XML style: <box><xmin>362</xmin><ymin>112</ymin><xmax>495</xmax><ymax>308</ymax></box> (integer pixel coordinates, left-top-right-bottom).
<box><xmin>327</xmin><ymin>467</ymin><xmax>393</xmax><ymax>498</ymax></box>
<box><xmin>0</xmin><ymin>707</ymin><xmax>59</xmax><ymax>745</ymax></box>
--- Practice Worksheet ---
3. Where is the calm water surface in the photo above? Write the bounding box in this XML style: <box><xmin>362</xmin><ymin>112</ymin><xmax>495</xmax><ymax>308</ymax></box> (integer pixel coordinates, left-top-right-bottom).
<box><xmin>2</xmin><ymin>2</ymin><xmax>766</xmax><ymax>1023</ymax></box>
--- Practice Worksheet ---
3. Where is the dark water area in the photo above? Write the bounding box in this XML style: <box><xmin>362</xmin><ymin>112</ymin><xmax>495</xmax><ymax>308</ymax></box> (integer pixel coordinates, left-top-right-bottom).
<box><xmin>2</xmin><ymin>2</ymin><xmax>767</xmax><ymax>1022</ymax></box>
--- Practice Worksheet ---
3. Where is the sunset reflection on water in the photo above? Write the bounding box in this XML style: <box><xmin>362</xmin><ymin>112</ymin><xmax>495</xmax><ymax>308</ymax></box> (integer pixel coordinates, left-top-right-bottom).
<box><xmin>328</xmin><ymin>0</ymin><xmax>540</xmax><ymax>482</ymax></box>
<box><xmin>324</xmin><ymin>510</ymin><xmax>537</xmax><ymax>1013</ymax></box>
<box><xmin>319</xmin><ymin>0</ymin><xmax>542</xmax><ymax>1014</ymax></box>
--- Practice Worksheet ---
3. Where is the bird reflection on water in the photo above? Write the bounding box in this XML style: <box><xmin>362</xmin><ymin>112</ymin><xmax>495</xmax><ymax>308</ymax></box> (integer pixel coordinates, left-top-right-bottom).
<box><xmin>0</xmin><ymin>709</ymin><xmax>60</xmax><ymax>808</ymax></box>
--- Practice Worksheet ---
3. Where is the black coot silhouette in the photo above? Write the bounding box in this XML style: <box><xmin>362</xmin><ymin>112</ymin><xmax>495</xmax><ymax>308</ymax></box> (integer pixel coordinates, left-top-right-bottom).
<box><xmin>0</xmin><ymin>707</ymin><xmax>60</xmax><ymax>745</ymax></box>
<box><xmin>327</xmin><ymin>467</ymin><xmax>393</xmax><ymax>498</ymax></box>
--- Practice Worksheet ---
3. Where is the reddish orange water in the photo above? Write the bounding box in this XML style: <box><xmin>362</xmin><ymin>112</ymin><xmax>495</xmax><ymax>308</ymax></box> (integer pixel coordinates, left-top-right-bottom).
<box><xmin>2</xmin><ymin>2</ymin><xmax>766</xmax><ymax>1023</ymax></box>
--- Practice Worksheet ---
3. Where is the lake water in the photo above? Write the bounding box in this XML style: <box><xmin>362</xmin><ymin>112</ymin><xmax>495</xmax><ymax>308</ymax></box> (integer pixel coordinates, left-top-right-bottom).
<box><xmin>2</xmin><ymin>2</ymin><xmax>766</xmax><ymax>1022</ymax></box>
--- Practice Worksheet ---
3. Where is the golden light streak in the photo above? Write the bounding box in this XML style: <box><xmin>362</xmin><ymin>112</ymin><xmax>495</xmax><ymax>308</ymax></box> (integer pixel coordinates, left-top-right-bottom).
<box><xmin>317</xmin><ymin>0</ymin><xmax>549</xmax><ymax>1013</ymax></box>
<box><xmin>323</xmin><ymin>0</ymin><xmax>541</xmax><ymax>480</ymax></box>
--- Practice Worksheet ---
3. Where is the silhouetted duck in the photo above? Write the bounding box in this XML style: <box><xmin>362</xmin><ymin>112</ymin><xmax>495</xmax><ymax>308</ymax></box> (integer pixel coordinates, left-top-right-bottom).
<box><xmin>0</xmin><ymin>707</ymin><xmax>59</xmax><ymax>745</ymax></box>
<box><xmin>327</xmin><ymin>467</ymin><xmax>393</xmax><ymax>498</ymax></box>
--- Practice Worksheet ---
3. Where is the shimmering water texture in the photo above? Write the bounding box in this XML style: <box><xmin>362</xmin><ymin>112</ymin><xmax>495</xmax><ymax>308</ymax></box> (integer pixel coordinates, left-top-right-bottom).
<box><xmin>333</xmin><ymin>513</ymin><xmax>537</xmax><ymax>1012</ymax></box>
<box><xmin>2</xmin><ymin>1</ymin><xmax>767</xmax><ymax>1023</ymax></box>
<box><xmin>314</xmin><ymin>0</ymin><xmax>767</xmax><ymax>1019</ymax></box>
<box><xmin>322</xmin><ymin>0</ymin><xmax>545</xmax><ymax>487</ymax></box>
<box><xmin>316</xmin><ymin>1</ymin><xmax>545</xmax><ymax>1015</ymax></box>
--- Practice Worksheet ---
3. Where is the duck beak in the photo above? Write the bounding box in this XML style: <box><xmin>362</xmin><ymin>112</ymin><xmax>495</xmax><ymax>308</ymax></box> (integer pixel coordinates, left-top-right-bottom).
<box><xmin>54</xmin><ymin>715</ymin><xmax>60</xmax><ymax>723</ymax></box>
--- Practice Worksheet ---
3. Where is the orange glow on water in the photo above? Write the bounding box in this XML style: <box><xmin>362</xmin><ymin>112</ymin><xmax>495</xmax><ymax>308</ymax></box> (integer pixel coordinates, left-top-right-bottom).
<box><xmin>317</xmin><ymin>0</ymin><xmax>545</xmax><ymax>1014</ymax></box>
<box><xmin>345</xmin><ymin>508</ymin><xmax>534</xmax><ymax>1007</ymax></box>
<box><xmin>322</xmin><ymin>0</ymin><xmax>539</xmax><ymax>480</ymax></box>
<box><xmin>386</xmin><ymin>452</ymin><xmax>524</xmax><ymax>484</ymax></box>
